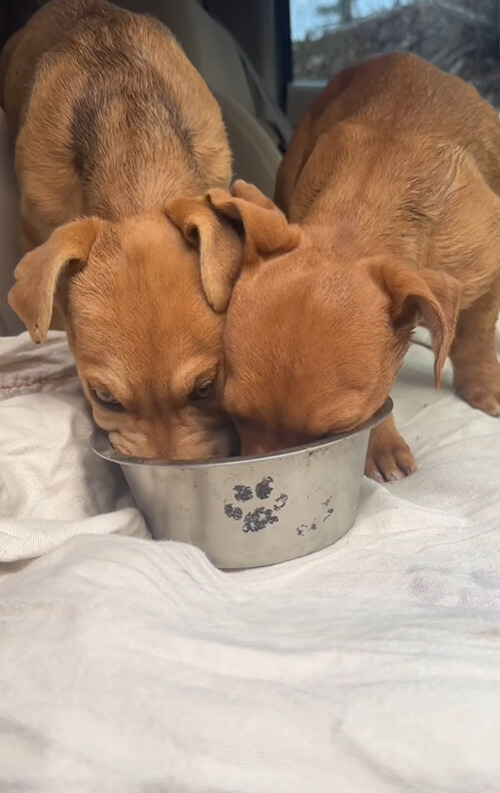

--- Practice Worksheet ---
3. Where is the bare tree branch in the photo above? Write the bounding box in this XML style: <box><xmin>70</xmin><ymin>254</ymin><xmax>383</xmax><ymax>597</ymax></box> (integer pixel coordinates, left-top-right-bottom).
<box><xmin>431</xmin><ymin>0</ymin><xmax>490</xmax><ymax>29</ymax></box>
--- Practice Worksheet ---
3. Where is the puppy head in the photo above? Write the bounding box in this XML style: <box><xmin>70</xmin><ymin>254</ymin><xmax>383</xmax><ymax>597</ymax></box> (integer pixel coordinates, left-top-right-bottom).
<box><xmin>8</xmin><ymin>204</ymin><xmax>252</xmax><ymax>461</ymax></box>
<box><xmin>221</xmin><ymin>241</ymin><xmax>461</xmax><ymax>455</ymax></box>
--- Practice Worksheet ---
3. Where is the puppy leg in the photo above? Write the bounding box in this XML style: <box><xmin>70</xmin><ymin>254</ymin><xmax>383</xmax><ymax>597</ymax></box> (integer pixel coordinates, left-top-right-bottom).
<box><xmin>365</xmin><ymin>414</ymin><xmax>417</xmax><ymax>483</ymax></box>
<box><xmin>450</xmin><ymin>279</ymin><xmax>500</xmax><ymax>416</ymax></box>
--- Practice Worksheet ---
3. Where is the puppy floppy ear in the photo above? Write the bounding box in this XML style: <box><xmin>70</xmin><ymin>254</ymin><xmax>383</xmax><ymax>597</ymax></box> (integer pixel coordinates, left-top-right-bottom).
<box><xmin>8</xmin><ymin>218</ymin><xmax>103</xmax><ymax>343</ymax></box>
<box><xmin>230</xmin><ymin>179</ymin><xmax>276</xmax><ymax>209</ymax></box>
<box><xmin>164</xmin><ymin>195</ymin><xmax>244</xmax><ymax>313</ymax></box>
<box><xmin>207</xmin><ymin>181</ymin><xmax>302</xmax><ymax>264</ymax></box>
<box><xmin>165</xmin><ymin>184</ymin><xmax>302</xmax><ymax>313</ymax></box>
<box><xmin>371</xmin><ymin>260</ymin><xmax>461</xmax><ymax>387</ymax></box>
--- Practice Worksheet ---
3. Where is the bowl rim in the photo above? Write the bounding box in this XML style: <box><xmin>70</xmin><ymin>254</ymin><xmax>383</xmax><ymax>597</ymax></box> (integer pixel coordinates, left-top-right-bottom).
<box><xmin>91</xmin><ymin>397</ymin><xmax>393</xmax><ymax>469</ymax></box>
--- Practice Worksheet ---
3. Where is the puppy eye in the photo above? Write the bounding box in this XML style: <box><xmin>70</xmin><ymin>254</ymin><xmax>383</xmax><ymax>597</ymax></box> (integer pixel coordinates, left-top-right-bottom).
<box><xmin>189</xmin><ymin>381</ymin><xmax>214</xmax><ymax>404</ymax></box>
<box><xmin>91</xmin><ymin>388</ymin><xmax>124</xmax><ymax>412</ymax></box>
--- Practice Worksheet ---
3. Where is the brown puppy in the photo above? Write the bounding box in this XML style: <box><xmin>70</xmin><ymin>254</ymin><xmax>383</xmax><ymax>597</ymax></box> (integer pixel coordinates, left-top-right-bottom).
<box><xmin>1</xmin><ymin>0</ymin><xmax>240</xmax><ymax>461</ymax></box>
<box><xmin>182</xmin><ymin>54</ymin><xmax>500</xmax><ymax>479</ymax></box>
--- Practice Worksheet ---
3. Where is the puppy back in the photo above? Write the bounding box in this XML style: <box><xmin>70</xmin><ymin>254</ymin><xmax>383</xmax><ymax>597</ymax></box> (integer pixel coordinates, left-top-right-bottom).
<box><xmin>8</xmin><ymin>0</ymin><xmax>231</xmax><ymax>221</ymax></box>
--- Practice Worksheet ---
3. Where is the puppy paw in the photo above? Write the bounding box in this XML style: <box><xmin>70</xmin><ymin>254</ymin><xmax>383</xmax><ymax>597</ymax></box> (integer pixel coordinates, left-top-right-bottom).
<box><xmin>455</xmin><ymin>366</ymin><xmax>500</xmax><ymax>417</ymax></box>
<box><xmin>365</xmin><ymin>421</ymin><xmax>417</xmax><ymax>483</ymax></box>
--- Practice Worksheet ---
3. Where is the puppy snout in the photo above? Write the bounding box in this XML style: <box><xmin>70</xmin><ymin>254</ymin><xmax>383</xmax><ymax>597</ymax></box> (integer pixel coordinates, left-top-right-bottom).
<box><xmin>108</xmin><ymin>419</ymin><xmax>235</xmax><ymax>461</ymax></box>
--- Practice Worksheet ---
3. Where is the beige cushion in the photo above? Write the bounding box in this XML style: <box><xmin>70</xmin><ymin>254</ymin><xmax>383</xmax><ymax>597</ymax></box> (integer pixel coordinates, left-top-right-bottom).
<box><xmin>214</xmin><ymin>92</ymin><xmax>281</xmax><ymax>199</ymax></box>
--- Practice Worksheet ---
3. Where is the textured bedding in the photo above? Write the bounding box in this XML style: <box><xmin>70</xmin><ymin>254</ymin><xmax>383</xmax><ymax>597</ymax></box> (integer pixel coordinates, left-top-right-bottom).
<box><xmin>1</xmin><ymin>328</ymin><xmax>500</xmax><ymax>792</ymax></box>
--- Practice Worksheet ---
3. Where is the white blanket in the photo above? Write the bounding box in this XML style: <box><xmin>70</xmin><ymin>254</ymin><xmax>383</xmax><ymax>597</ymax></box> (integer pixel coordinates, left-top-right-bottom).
<box><xmin>1</xmin><ymin>330</ymin><xmax>500</xmax><ymax>792</ymax></box>
<box><xmin>0</xmin><ymin>332</ymin><xmax>148</xmax><ymax>561</ymax></box>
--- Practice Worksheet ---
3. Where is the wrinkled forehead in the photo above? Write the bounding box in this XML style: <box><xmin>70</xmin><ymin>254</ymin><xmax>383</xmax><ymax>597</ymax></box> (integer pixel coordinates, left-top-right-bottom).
<box><xmin>70</xmin><ymin>212</ymin><xmax>208</xmax><ymax>324</ymax></box>
<box><xmin>85</xmin><ymin>212</ymin><xmax>198</xmax><ymax>287</ymax></box>
<box><xmin>67</xmin><ymin>214</ymin><xmax>223</xmax><ymax>393</ymax></box>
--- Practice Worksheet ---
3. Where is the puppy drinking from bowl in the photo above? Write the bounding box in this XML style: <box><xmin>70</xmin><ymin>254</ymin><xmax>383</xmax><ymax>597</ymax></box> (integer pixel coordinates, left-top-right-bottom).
<box><xmin>2</xmin><ymin>0</ymin><xmax>242</xmax><ymax>461</ymax></box>
<box><xmin>187</xmin><ymin>54</ymin><xmax>500</xmax><ymax>479</ymax></box>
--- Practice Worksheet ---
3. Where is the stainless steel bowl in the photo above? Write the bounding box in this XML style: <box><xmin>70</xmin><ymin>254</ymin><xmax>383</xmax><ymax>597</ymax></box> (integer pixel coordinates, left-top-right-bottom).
<box><xmin>92</xmin><ymin>398</ymin><xmax>392</xmax><ymax>569</ymax></box>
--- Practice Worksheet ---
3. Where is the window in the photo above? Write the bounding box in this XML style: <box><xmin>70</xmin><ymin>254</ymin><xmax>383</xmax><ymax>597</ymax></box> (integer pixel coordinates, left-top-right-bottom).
<box><xmin>290</xmin><ymin>1</ymin><xmax>500</xmax><ymax>105</ymax></box>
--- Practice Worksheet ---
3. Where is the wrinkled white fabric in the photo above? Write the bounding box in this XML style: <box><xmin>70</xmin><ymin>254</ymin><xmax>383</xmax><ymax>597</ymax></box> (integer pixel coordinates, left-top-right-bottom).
<box><xmin>0</xmin><ymin>332</ymin><xmax>149</xmax><ymax>561</ymax></box>
<box><xmin>0</xmin><ymin>328</ymin><xmax>500</xmax><ymax>791</ymax></box>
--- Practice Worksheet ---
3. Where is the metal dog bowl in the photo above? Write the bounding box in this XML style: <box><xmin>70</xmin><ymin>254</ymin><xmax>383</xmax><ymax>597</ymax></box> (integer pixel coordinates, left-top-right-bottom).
<box><xmin>92</xmin><ymin>398</ymin><xmax>392</xmax><ymax>569</ymax></box>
